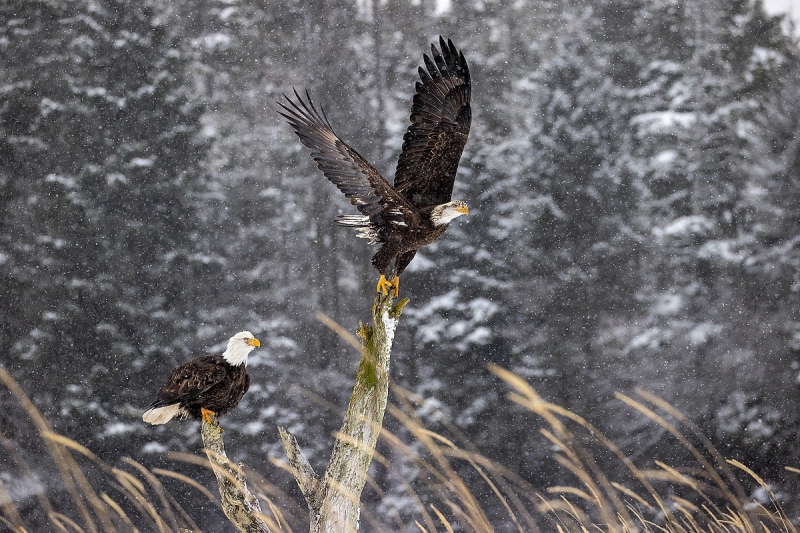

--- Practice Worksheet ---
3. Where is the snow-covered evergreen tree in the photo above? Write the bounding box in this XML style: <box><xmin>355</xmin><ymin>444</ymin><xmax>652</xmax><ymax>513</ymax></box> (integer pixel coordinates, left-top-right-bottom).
<box><xmin>0</xmin><ymin>0</ymin><xmax>207</xmax><ymax>448</ymax></box>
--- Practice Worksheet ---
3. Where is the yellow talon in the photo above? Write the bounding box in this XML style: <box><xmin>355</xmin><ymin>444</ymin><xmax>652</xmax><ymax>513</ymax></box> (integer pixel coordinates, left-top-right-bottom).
<box><xmin>376</xmin><ymin>275</ymin><xmax>400</xmax><ymax>297</ymax></box>
<box><xmin>201</xmin><ymin>407</ymin><xmax>216</xmax><ymax>424</ymax></box>
<box><xmin>376</xmin><ymin>274</ymin><xmax>392</xmax><ymax>295</ymax></box>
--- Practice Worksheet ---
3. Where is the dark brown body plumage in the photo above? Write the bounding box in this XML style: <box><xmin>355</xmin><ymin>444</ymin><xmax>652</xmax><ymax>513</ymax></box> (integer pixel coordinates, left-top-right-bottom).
<box><xmin>147</xmin><ymin>355</ymin><xmax>250</xmax><ymax>420</ymax></box>
<box><xmin>279</xmin><ymin>37</ymin><xmax>471</xmax><ymax>284</ymax></box>
<box><xmin>371</xmin><ymin>217</ymin><xmax>449</xmax><ymax>277</ymax></box>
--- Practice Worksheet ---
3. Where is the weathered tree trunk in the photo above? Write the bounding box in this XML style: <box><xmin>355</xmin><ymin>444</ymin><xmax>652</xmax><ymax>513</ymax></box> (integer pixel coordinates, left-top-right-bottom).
<box><xmin>199</xmin><ymin>416</ymin><xmax>272</xmax><ymax>533</ymax></box>
<box><xmin>280</xmin><ymin>291</ymin><xmax>407</xmax><ymax>532</ymax></box>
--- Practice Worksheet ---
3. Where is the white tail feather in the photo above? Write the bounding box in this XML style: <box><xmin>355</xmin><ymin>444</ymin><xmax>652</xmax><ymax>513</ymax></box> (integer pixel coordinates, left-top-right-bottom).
<box><xmin>142</xmin><ymin>404</ymin><xmax>183</xmax><ymax>425</ymax></box>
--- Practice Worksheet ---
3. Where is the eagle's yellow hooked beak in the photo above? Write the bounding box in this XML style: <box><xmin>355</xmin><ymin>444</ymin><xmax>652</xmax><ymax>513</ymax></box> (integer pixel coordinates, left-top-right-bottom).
<box><xmin>247</xmin><ymin>338</ymin><xmax>261</xmax><ymax>347</ymax></box>
<box><xmin>457</xmin><ymin>204</ymin><xmax>469</xmax><ymax>216</ymax></box>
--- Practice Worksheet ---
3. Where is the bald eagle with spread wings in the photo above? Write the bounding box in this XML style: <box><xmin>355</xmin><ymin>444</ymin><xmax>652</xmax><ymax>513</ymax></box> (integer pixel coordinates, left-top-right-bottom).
<box><xmin>279</xmin><ymin>36</ymin><xmax>471</xmax><ymax>297</ymax></box>
<box><xmin>142</xmin><ymin>331</ymin><xmax>260</xmax><ymax>425</ymax></box>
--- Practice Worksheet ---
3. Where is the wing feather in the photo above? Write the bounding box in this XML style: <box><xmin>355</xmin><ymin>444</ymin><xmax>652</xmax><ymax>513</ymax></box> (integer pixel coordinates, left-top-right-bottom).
<box><xmin>150</xmin><ymin>356</ymin><xmax>227</xmax><ymax>407</ymax></box>
<box><xmin>393</xmin><ymin>37</ymin><xmax>472</xmax><ymax>208</ymax></box>
<box><xmin>279</xmin><ymin>90</ymin><xmax>420</xmax><ymax>226</ymax></box>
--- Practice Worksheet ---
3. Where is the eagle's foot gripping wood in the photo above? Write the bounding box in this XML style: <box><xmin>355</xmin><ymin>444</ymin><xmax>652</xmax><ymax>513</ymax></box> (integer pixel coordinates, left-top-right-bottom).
<box><xmin>376</xmin><ymin>274</ymin><xmax>400</xmax><ymax>297</ymax></box>
<box><xmin>201</xmin><ymin>407</ymin><xmax>217</xmax><ymax>426</ymax></box>
<box><xmin>376</xmin><ymin>274</ymin><xmax>392</xmax><ymax>295</ymax></box>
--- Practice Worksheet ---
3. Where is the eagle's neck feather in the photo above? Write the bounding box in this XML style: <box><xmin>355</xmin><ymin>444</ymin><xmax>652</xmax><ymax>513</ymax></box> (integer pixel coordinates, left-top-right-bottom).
<box><xmin>222</xmin><ymin>344</ymin><xmax>251</xmax><ymax>366</ymax></box>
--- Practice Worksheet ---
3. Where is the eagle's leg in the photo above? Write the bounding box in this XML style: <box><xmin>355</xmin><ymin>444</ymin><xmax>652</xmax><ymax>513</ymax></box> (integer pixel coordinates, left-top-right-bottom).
<box><xmin>201</xmin><ymin>407</ymin><xmax>216</xmax><ymax>425</ymax></box>
<box><xmin>390</xmin><ymin>251</ymin><xmax>414</xmax><ymax>298</ymax></box>
<box><xmin>373</xmin><ymin>243</ymin><xmax>400</xmax><ymax>296</ymax></box>
<box><xmin>377</xmin><ymin>262</ymin><xmax>400</xmax><ymax>297</ymax></box>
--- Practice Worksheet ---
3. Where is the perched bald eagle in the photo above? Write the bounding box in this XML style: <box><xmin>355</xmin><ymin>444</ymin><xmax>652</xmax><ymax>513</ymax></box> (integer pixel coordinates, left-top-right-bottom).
<box><xmin>279</xmin><ymin>36</ymin><xmax>471</xmax><ymax>296</ymax></box>
<box><xmin>142</xmin><ymin>331</ymin><xmax>260</xmax><ymax>425</ymax></box>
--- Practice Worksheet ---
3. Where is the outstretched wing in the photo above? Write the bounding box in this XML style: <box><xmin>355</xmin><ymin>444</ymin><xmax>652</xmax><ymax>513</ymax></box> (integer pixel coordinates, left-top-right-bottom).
<box><xmin>393</xmin><ymin>36</ymin><xmax>471</xmax><ymax>208</ymax></box>
<box><xmin>279</xmin><ymin>90</ymin><xmax>420</xmax><ymax>226</ymax></box>
<box><xmin>150</xmin><ymin>356</ymin><xmax>227</xmax><ymax>407</ymax></box>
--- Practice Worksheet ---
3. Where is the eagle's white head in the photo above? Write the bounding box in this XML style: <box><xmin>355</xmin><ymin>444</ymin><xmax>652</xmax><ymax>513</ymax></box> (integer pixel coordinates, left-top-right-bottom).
<box><xmin>222</xmin><ymin>331</ymin><xmax>261</xmax><ymax>366</ymax></box>
<box><xmin>431</xmin><ymin>200</ymin><xmax>469</xmax><ymax>227</ymax></box>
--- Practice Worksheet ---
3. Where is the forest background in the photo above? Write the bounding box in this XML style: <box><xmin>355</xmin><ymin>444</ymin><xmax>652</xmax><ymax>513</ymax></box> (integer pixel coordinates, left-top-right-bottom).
<box><xmin>2</xmin><ymin>0</ymin><xmax>799</xmax><ymax>529</ymax></box>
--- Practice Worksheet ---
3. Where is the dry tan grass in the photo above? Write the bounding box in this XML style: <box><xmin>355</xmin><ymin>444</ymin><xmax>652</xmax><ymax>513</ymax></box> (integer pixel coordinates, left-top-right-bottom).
<box><xmin>1</xmin><ymin>361</ymin><xmax>797</xmax><ymax>532</ymax></box>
